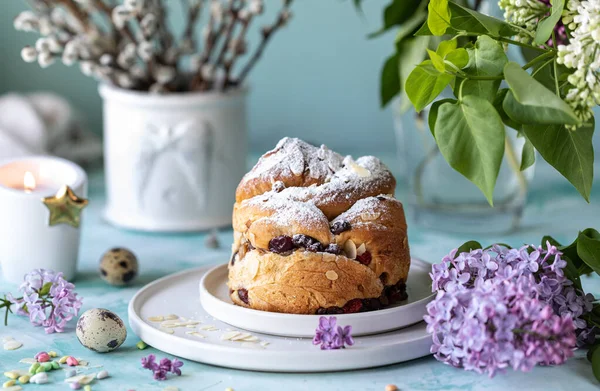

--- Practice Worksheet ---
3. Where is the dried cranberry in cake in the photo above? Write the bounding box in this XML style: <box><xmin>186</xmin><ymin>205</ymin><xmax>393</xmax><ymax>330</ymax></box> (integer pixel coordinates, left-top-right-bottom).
<box><xmin>324</xmin><ymin>244</ymin><xmax>342</xmax><ymax>255</ymax></box>
<box><xmin>237</xmin><ymin>288</ymin><xmax>249</xmax><ymax>304</ymax></box>
<box><xmin>268</xmin><ymin>235</ymin><xmax>294</xmax><ymax>253</ymax></box>
<box><xmin>292</xmin><ymin>234</ymin><xmax>323</xmax><ymax>252</ymax></box>
<box><xmin>342</xmin><ymin>298</ymin><xmax>363</xmax><ymax>314</ymax></box>
<box><xmin>230</xmin><ymin>251</ymin><xmax>238</xmax><ymax>266</ymax></box>
<box><xmin>330</xmin><ymin>220</ymin><xmax>351</xmax><ymax>235</ymax></box>
<box><xmin>356</xmin><ymin>251</ymin><xmax>372</xmax><ymax>266</ymax></box>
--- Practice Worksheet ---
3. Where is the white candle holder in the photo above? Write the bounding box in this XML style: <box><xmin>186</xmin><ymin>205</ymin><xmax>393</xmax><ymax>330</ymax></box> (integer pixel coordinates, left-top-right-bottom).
<box><xmin>0</xmin><ymin>156</ymin><xmax>88</xmax><ymax>284</ymax></box>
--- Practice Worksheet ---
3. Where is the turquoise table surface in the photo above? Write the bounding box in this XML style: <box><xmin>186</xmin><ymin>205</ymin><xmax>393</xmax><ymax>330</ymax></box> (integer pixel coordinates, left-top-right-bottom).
<box><xmin>1</xmin><ymin>159</ymin><xmax>600</xmax><ymax>391</ymax></box>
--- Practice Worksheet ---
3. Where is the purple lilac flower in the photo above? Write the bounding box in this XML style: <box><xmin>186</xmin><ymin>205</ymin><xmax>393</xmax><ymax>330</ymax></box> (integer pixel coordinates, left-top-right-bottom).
<box><xmin>141</xmin><ymin>354</ymin><xmax>184</xmax><ymax>380</ymax></box>
<box><xmin>425</xmin><ymin>243</ymin><xmax>587</xmax><ymax>377</ymax></box>
<box><xmin>313</xmin><ymin>316</ymin><xmax>353</xmax><ymax>350</ymax></box>
<box><xmin>7</xmin><ymin>269</ymin><xmax>82</xmax><ymax>333</ymax></box>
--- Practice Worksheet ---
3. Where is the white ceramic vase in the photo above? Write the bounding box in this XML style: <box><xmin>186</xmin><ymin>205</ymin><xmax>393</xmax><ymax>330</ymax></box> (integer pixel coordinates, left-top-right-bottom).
<box><xmin>99</xmin><ymin>85</ymin><xmax>248</xmax><ymax>232</ymax></box>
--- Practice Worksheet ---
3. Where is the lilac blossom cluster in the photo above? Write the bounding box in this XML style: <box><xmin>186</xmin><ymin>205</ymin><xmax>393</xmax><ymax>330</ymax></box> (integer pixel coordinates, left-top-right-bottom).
<box><xmin>141</xmin><ymin>354</ymin><xmax>183</xmax><ymax>381</ymax></box>
<box><xmin>425</xmin><ymin>243</ymin><xmax>593</xmax><ymax>376</ymax></box>
<box><xmin>6</xmin><ymin>269</ymin><xmax>83</xmax><ymax>333</ymax></box>
<box><xmin>313</xmin><ymin>316</ymin><xmax>354</xmax><ymax>350</ymax></box>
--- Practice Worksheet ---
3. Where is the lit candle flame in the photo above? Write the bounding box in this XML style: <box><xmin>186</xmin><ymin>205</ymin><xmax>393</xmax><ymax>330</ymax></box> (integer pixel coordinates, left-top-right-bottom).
<box><xmin>24</xmin><ymin>171</ymin><xmax>36</xmax><ymax>193</ymax></box>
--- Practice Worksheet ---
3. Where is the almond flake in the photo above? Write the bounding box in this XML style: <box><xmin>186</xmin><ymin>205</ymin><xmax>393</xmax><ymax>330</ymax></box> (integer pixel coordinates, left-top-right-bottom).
<box><xmin>148</xmin><ymin>316</ymin><xmax>164</xmax><ymax>322</ymax></box>
<box><xmin>325</xmin><ymin>270</ymin><xmax>339</xmax><ymax>281</ymax></box>
<box><xmin>186</xmin><ymin>325</ymin><xmax>196</xmax><ymax>328</ymax></box>
<box><xmin>159</xmin><ymin>328</ymin><xmax>174</xmax><ymax>334</ymax></box>
<box><xmin>231</xmin><ymin>333</ymin><xmax>252</xmax><ymax>341</ymax></box>
<box><xmin>403</xmin><ymin>237</ymin><xmax>408</xmax><ymax>248</ymax></box>
<box><xmin>343</xmin><ymin>239</ymin><xmax>357</xmax><ymax>259</ymax></box>
<box><xmin>221</xmin><ymin>332</ymin><xmax>240</xmax><ymax>341</ymax></box>
<box><xmin>360</xmin><ymin>211</ymin><xmax>380</xmax><ymax>221</ymax></box>
<box><xmin>19</xmin><ymin>358</ymin><xmax>37</xmax><ymax>364</ymax></box>
<box><xmin>242</xmin><ymin>336</ymin><xmax>259</xmax><ymax>342</ymax></box>
<box><xmin>356</xmin><ymin>243</ymin><xmax>366</xmax><ymax>256</ymax></box>
<box><xmin>164</xmin><ymin>314</ymin><xmax>179</xmax><ymax>320</ymax></box>
<box><xmin>3</xmin><ymin>341</ymin><xmax>22</xmax><ymax>350</ymax></box>
<box><xmin>348</xmin><ymin>160</ymin><xmax>371</xmax><ymax>177</ymax></box>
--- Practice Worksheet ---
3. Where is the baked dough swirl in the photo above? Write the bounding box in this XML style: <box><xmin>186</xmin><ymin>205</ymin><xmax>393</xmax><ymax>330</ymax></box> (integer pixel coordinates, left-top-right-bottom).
<box><xmin>228</xmin><ymin>138</ymin><xmax>411</xmax><ymax>314</ymax></box>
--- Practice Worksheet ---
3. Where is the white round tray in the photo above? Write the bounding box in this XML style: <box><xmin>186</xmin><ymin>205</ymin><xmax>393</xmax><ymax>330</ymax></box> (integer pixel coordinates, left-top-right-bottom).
<box><xmin>128</xmin><ymin>265</ymin><xmax>434</xmax><ymax>372</ymax></box>
<box><xmin>200</xmin><ymin>258</ymin><xmax>434</xmax><ymax>337</ymax></box>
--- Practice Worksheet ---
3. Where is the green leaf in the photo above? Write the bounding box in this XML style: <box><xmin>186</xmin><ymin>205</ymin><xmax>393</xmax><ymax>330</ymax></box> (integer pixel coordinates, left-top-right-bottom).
<box><xmin>503</xmin><ymin>62</ymin><xmax>579</xmax><ymax>125</ymax></box>
<box><xmin>493</xmin><ymin>89</ymin><xmax>522</xmax><ymax>130</ymax></box>
<box><xmin>427</xmin><ymin>0</ymin><xmax>451</xmax><ymax>36</ymax></box>
<box><xmin>370</xmin><ymin>0</ymin><xmax>424</xmax><ymax>38</ymax></box>
<box><xmin>587</xmin><ymin>342</ymin><xmax>600</xmax><ymax>362</ymax></box>
<box><xmin>445</xmin><ymin>48</ymin><xmax>469</xmax><ymax>69</ymax></box>
<box><xmin>592</xmin><ymin>346</ymin><xmax>600</xmax><ymax>382</ymax></box>
<box><xmin>427</xmin><ymin>49</ymin><xmax>446</xmax><ymax>72</ymax></box>
<box><xmin>397</xmin><ymin>36</ymin><xmax>430</xmax><ymax>111</ymax></box>
<box><xmin>577</xmin><ymin>229</ymin><xmax>600</xmax><ymax>275</ymax></box>
<box><xmin>39</xmin><ymin>282</ymin><xmax>53</xmax><ymax>296</ymax></box>
<box><xmin>434</xmin><ymin>96</ymin><xmax>506</xmax><ymax>204</ymax></box>
<box><xmin>523</xmin><ymin>119</ymin><xmax>594</xmax><ymax>201</ymax></box>
<box><xmin>534</xmin><ymin>0</ymin><xmax>565</xmax><ymax>45</ymax></box>
<box><xmin>381</xmin><ymin>53</ymin><xmax>401</xmax><ymax>107</ymax></box>
<box><xmin>436</xmin><ymin>39</ymin><xmax>457</xmax><ymax>57</ymax></box>
<box><xmin>455</xmin><ymin>240</ymin><xmax>482</xmax><ymax>257</ymax></box>
<box><xmin>405</xmin><ymin>60</ymin><xmax>454</xmax><ymax>111</ymax></box>
<box><xmin>447</xmin><ymin>2</ymin><xmax>519</xmax><ymax>37</ymax></box>
<box><xmin>520</xmin><ymin>137</ymin><xmax>535</xmax><ymax>171</ymax></box>
<box><xmin>462</xmin><ymin>35</ymin><xmax>507</xmax><ymax>102</ymax></box>
<box><xmin>428</xmin><ymin>98</ymin><xmax>457</xmax><ymax>136</ymax></box>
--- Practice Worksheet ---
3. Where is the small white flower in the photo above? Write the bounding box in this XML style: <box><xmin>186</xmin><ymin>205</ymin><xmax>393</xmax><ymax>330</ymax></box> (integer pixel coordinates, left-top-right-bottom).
<box><xmin>117</xmin><ymin>73</ymin><xmax>135</xmax><ymax>89</ymax></box>
<box><xmin>63</xmin><ymin>40</ymin><xmax>81</xmax><ymax>58</ymax></box>
<box><xmin>238</xmin><ymin>9</ymin><xmax>250</xmax><ymax>21</ymax></box>
<box><xmin>201</xmin><ymin>64</ymin><xmax>215</xmax><ymax>80</ymax></box>
<box><xmin>38</xmin><ymin>16</ymin><xmax>54</xmax><ymax>36</ymax></box>
<box><xmin>130</xmin><ymin>64</ymin><xmax>147</xmax><ymax>79</ymax></box>
<box><xmin>37</xmin><ymin>51</ymin><xmax>55</xmax><ymax>68</ymax></box>
<box><xmin>117</xmin><ymin>49</ymin><xmax>136</xmax><ymax>69</ymax></box>
<box><xmin>112</xmin><ymin>5</ymin><xmax>134</xmax><ymax>29</ymax></box>
<box><xmin>20</xmin><ymin>46</ymin><xmax>37</xmax><ymax>63</ymax></box>
<box><xmin>137</xmin><ymin>40</ymin><xmax>154</xmax><ymax>61</ymax></box>
<box><xmin>190</xmin><ymin>54</ymin><xmax>202</xmax><ymax>71</ymax></box>
<box><xmin>100</xmin><ymin>54</ymin><xmax>114</xmax><ymax>66</ymax></box>
<box><xmin>80</xmin><ymin>61</ymin><xmax>95</xmax><ymax>76</ymax></box>
<box><xmin>124</xmin><ymin>0</ymin><xmax>144</xmax><ymax>13</ymax></box>
<box><xmin>140</xmin><ymin>13</ymin><xmax>157</xmax><ymax>36</ymax></box>
<box><xmin>249</xmin><ymin>0</ymin><xmax>264</xmax><ymax>15</ymax></box>
<box><xmin>149</xmin><ymin>83</ymin><xmax>168</xmax><ymax>94</ymax></box>
<box><xmin>62</xmin><ymin>51</ymin><xmax>77</xmax><ymax>66</ymax></box>
<box><xmin>50</xmin><ymin>8</ymin><xmax>67</xmax><ymax>25</ymax></box>
<box><xmin>153</xmin><ymin>65</ymin><xmax>176</xmax><ymax>84</ymax></box>
<box><xmin>14</xmin><ymin>11</ymin><xmax>39</xmax><ymax>32</ymax></box>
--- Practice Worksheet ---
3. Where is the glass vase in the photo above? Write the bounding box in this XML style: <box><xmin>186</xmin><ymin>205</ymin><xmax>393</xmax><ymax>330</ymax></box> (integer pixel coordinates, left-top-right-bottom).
<box><xmin>393</xmin><ymin>103</ymin><xmax>535</xmax><ymax>235</ymax></box>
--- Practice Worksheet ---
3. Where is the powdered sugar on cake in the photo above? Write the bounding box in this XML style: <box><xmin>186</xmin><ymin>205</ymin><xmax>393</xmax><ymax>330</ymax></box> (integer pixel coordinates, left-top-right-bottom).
<box><xmin>241</xmin><ymin>137</ymin><xmax>344</xmax><ymax>184</ymax></box>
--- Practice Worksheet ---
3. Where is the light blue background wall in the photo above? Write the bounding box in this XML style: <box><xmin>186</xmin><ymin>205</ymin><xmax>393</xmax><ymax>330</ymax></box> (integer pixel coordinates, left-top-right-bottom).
<box><xmin>0</xmin><ymin>1</ymin><xmax>396</xmax><ymax>155</ymax></box>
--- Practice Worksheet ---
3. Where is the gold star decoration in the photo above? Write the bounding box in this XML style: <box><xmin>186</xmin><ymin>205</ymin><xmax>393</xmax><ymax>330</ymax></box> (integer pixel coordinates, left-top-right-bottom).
<box><xmin>42</xmin><ymin>185</ymin><xmax>89</xmax><ymax>228</ymax></box>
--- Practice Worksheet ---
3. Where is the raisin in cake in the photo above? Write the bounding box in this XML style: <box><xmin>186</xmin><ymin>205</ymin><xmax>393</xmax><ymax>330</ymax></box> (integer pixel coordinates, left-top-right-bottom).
<box><xmin>228</xmin><ymin>137</ymin><xmax>410</xmax><ymax>314</ymax></box>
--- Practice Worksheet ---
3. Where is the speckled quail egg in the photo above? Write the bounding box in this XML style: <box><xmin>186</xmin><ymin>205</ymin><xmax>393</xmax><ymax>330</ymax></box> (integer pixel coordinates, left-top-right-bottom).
<box><xmin>76</xmin><ymin>308</ymin><xmax>127</xmax><ymax>353</ymax></box>
<box><xmin>99</xmin><ymin>247</ymin><xmax>138</xmax><ymax>286</ymax></box>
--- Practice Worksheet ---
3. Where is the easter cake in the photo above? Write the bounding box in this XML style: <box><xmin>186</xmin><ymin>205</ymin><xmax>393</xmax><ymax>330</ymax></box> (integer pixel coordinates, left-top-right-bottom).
<box><xmin>227</xmin><ymin>137</ymin><xmax>410</xmax><ymax>314</ymax></box>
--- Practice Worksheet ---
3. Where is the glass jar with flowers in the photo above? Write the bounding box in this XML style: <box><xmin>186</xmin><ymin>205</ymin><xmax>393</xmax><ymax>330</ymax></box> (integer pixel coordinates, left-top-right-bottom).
<box><xmin>363</xmin><ymin>0</ymin><xmax>597</xmax><ymax>233</ymax></box>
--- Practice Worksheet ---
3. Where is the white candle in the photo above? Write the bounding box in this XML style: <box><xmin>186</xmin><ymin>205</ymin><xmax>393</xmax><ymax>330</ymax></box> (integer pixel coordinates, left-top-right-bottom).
<box><xmin>0</xmin><ymin>156</ymin><xmax>88</xmax><ymax>284</ymax></box>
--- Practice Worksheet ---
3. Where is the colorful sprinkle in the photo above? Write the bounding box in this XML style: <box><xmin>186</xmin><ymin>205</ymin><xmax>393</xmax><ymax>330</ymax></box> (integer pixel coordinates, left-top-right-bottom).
<box><xmin>28</xmin><ymin>363</ymin><xmax>39</xmax><ymax>375</ymax></box>
<box><xmin>48</xmin><ymin>351</ymin><xmax>57</xmax><ymax>358</ymax></box>
<box><xmin>66</xmin><ymin>357</ymin><xmax>79</xmax><ymax>366</ymax></box>
<box><xmin>16</xmin><ymin>376</ymin><xmax>28</xmax><ymax>385</ymax></box>
<box><xmin>40</xmin><ymin>363</ymin><xmax>53</xmax><ymax>372</ymax></box>
<box><xmin>35</xmin><ymin>352</ymin><xmax>50</xmax><ymax>363</ymax></box>
<box><xmin>29</xmin><ymin>373</ymin><xmax>48</xmax><ymax>384</ymax></box>
<box><xmin>136</xmin><ymin>341</ymin><xmax>148</xmax><ymax>350</ymax></box>
<box><xmin>96</xmin><ymin>370</ymin><xmax>108</xmax><ymax>380</ymax></box>
<box><xmin>3</xmin><ymin>341</ymin><xmax>22</xmax><ymax>351</ymax></box>
<box><xmin>70</xmin><ymin>382</ymin><xmax>81</xmax><ymax>390</ymax></box>
<box><xmin>3</xmin><ymin>373</ymin><xmax>17</xmax><ymax>380</ymax></box>
<box><xmin>65</xmin><ymin>369</ymin><xmax>77</xmax><ymax>379</ymax></box>
<box><xmin>3</xmin><ymin>380</ymin><xmax>16</xmax><ymax>388</ymax></box>
<box><xmin>59</xmin><ymin>356</ymin><xmax>69</xmax><ymax>364</ymax></box>
<box><xmin>84</xmin><ymin>386</ymin><xmax>92</xmax><ymax>391</ymax></box>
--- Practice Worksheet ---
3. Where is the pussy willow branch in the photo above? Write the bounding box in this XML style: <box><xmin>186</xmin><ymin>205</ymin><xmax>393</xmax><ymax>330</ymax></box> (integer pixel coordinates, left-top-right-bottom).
<box><xmin>56</xmin><ymin>0</ymin><xmax>92</xmax><ymax>32</ymax></box>
<box><xmin>223</xmin><ymin>14</ymin><xmax>253</xmax><ymax>86</ymax></box>
<box><xmin>236</xmin><ymin>0</ymin><xmax>293</xmax><ymax>85</ymax></box>
<box><xmin>181</xmin><ymin>0</ymin><xmax>203</xmax><ymax>52</ymax></box>
<box><xmin>190</xmin><ymin>5</ymin><xmax>226</xmax><ymax>90</ymax></box>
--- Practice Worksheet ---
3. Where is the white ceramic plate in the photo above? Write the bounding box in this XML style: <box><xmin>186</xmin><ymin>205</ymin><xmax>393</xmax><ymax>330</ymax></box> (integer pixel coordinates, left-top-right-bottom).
<box><xmin>128</xmin><ymin>265</ymin><xmax>434</xmax><ymax>372</ymax></box>
<box><xmin>199</xmin><ymin>258</ymin><xmax>434</xmax><ymax>337</ymax></box>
